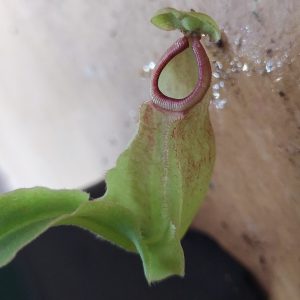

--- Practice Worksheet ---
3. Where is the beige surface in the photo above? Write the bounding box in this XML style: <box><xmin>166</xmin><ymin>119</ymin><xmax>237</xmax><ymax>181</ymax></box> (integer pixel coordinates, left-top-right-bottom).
<box><xmin>193</xmin><ymin>53</ymin><xmax>300</xmax><ymax>299</ymax></box>
<box><xmin>192</xmin><ymin>3</ymin><xmax>300</xmax><ymax>299</ymax></box>
<box><xmin>0</xmin><ymin>1</ymin><xmax>299</xmax><ymax>299</ymax></box>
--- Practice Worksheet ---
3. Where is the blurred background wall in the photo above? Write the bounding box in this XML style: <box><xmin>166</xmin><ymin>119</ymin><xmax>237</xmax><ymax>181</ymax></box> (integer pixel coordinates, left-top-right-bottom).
<box><xmin>0</xmin><ymin>1</ymin><xmax>299</xmax><ymax>299</ymax></box>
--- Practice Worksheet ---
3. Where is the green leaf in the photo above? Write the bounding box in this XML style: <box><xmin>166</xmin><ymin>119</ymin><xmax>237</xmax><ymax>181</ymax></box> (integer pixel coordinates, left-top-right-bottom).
<box><xmin>150</xmin><ymin>8</ymin><xmax>183</xmax><ymax>31</ymax></box>
<box><xmin>151</xmin><ymin>7</ymin><xmax>221</xmax><ymax>42</ymax></box>
<box><xmin>185</xmin><ymin>11</ymin><xmax>221</xmax><ymax>42</ymax></box>
<box><xmin>0</xmin><ymin>188</ymin><xmax>89</xmax><ymax>267</ymax></box>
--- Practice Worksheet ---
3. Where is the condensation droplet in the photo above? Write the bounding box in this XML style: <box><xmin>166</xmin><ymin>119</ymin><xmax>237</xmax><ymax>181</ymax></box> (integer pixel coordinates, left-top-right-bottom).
<box><xmin>281</xmin><ymin>52</ymin><xmax>289</xmax><ymax>62</ymax></box>
<box><xmin>213</xmin><ymin>91</ymin><xmax>220</xmax><ymax>99</ymax></box>
<box><xmin>243</xmin><ymin>25</ymin><xmax>250</xmax><ymax>33</ymax></box>
<box><xmin>205</xmin><ymin>22</ymin><xmax>296</xmax><ymax>109</ymax></box>
<box><xmin>213</xmin><ymin>72</ymin><xmax>220</xmax><ymax>78</ymax></box>
<box><xmin>265</xmin><ymin>60</ymin><xmax>274</xmax><ymax>73</ymax></box>
<box><xmin>234</xmin><ymin>37</ymin><xmax>241</xmax><ymax>46</ymax></box>
<box><xmin>255</xmin><ymin>58</ymin><xmax>261</xmax><ymax>64</ymax></box>
<box><xmin>242</xmin><ymin>63</ymin><xmax>249</xmax><ymax>72</ymax></box>
<box><xmin>143</xmin><ymin>61</ymin><xmax>156</xmax><ymax>72</ymax></box>
<box><xmin>216</xmin><ymin>61</ymin><xmax>223</xmax><ymax>69</ymax></box>
<box><xmin>213</xmin><ymin>99</ymin><xmax>227</xmax><ymax>110</ymax></box>
<box><xmin>237</xmin><ymin>61</ymin><xmax>243</xmax><ymax>68</ymax></box>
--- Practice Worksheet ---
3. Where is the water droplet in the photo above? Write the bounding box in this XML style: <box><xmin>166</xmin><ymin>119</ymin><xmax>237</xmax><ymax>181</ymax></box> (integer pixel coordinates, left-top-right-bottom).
<box><xmin>213</xmin><ymin>83</ymin><xmax>220</xmax><ymax>90</ymax></box>
<box><xmin>213</xmin><ymin>99</ymin><xmax>227</xmax><ymax>109</ymax></box>
<box><xmin>219</xmin><ymin>81</ymin><xmax>225</xmax><ymax>88</ymax></box>
<box><xmin>216</xmin><ymin>61</ymin><xmax>223</xmax><ymax>70</ymax></box>
<box><xmin>143</xmin><ymin>61</ymin><xmax>156</xmax><ymax>72</ymax></box>
<box><xmin>213</xmin><ymin>72</ymin><xmax>220</xmax><ymax>78</ymax></box>
<box><xmin>149</xmin><ymin>61</ymin><xmax>156</xmax><ymax>69</ymax></box>
<box><xmin>213</xmin><ymin>91</ymin><xmax>220</xmax><ymax>99</ymax></box>
<box><xmin>236</xmin><ymin>62</ymin><xmax>242</xmax><ymax>68</ymax></box>
<box><xmin>234</xmin><ymin>37</ymin><xmax>241</xmax><ymax>46</ymax></box>
<box><xmin>265</xmin><ymin>60</ymin><xmax>274</xmax><ymax>73</ymax></box>
<box><xmin>244</xmin><ymin>26</ymin><xmax>250</xmax><ymax>33</ymax></box>
<box><xmin>275</xmin><ymin>77</ymin><xmax>283</xmax><ymax>82</ymax></box>
<box><xmin>281</xmin><ymin>52</ymin><xmax>289</xmax><ymax>62</ymax></box>
<box><xmin>242</xmin><ymin>63</ymin><xmax>249</xmax><ymax>72</ymax></box>
<box><xmin>143</xmin><ymin>66</ymin><xmax>150</xmax><ymax>72</ymax></box>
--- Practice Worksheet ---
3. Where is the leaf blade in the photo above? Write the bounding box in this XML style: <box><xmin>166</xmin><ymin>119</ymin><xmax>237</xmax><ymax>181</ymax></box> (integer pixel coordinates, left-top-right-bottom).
<box><xmin>0</xmin><ymin>187</ymin><xmax>89</xmax><ymax>267</ymax></box>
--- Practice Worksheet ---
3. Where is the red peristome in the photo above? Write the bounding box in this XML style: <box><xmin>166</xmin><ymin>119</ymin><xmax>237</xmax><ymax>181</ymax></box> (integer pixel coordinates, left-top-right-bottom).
<box><xmin>150</xmin><ymin>35</ymin><xmax>211</xmax><ymax>113</ymax></box>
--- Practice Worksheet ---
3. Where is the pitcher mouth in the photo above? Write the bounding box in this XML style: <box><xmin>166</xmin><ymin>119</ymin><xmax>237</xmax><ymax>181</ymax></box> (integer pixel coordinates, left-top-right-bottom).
<box><xmin>150</xmin><ymin>35</ymin><xmax>212</xmax><ymax>113</ymax></box>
